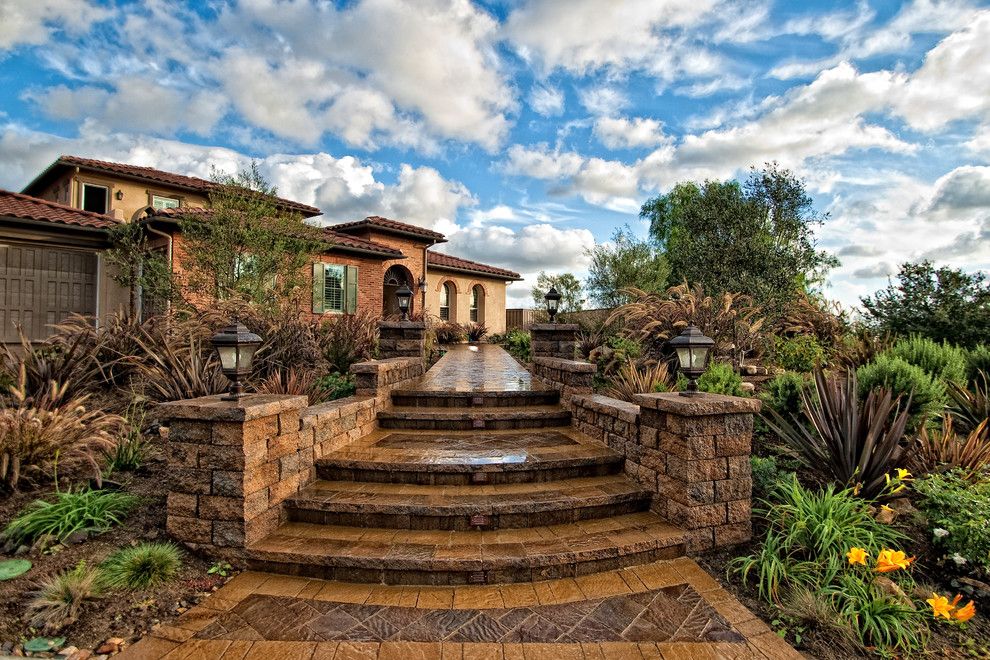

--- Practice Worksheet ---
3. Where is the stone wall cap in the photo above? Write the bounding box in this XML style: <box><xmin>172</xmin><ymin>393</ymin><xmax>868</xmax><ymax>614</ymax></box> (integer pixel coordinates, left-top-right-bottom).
<box><xmin>530</xmin><ymin>323</ymin><xmax>579</xmax><ymax>331</ymax></box>
<box><xmin>378</xmin><ymin>321</ymin><xmax>427</xmax><ymax>329</ymax></box>
<box><xmin>572</xmin><ymin>394</ymin><xmax>640</xmax><ymax>421</ymax></box>
<box><xmin>633</xmin><ymin>392</ymin><xmax>761</xmax><ymax>415</ymax></box>
<box><xmin>158</xmin><ymin>394</ymin><xmax>309</xmax><ymax>422</ymax></box>
<box><xmin>531</xmin><ymin>356</ymin><xmax>596</xmax><ymax>372</ymax></box>
<box><xmin>350</xmin><ymin>357</ymin><xmax>424</xmax><ymax>374</ymax></box>
<box><xmin>303</xmin><ymin>395</ymin><xmax>376</xmax><ymax>420</ymax></box>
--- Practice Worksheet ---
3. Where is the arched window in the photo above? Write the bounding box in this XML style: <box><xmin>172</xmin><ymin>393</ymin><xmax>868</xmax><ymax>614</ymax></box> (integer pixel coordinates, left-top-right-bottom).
<box><xmin>439</xmin><ymin>282</ymin><xmax>452</xmax><ymax>321</ymax></box>
<box><xmin>470</xmin><ymin>285</ymin><xmax>484</xmax><ymax>323</ymax></box>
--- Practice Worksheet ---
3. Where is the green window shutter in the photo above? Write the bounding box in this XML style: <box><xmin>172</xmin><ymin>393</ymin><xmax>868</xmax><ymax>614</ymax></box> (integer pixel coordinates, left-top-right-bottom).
<box><xmin>312</xmin><ymin>263</ymin><xmax>325</xmax><ymax>313</ymax></box>
<box><xmin>345</xmin><ymin>265</ymin><xmax>359</xmax><ymax>314</ymax></box>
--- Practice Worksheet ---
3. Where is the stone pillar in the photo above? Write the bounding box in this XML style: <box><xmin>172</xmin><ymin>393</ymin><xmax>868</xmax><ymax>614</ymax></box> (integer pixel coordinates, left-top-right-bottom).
<box><xmin>378</xmin><ymin>321</ymin><xmax>426</xmax><ymax>360</ymax></box>
<box><xmin>158</xmin><ymin>394</ymin><xmax>309</xmax><ymax>556</ymax></box>
<box><xmin>530</xmin><ymin>323</ymin><xmax>578</xmax><ymax>360</ymax></box>
<box><xmin>633</xmin><ymin>392</ymin><xmax>760</xmax><ymax>553</ymax></box>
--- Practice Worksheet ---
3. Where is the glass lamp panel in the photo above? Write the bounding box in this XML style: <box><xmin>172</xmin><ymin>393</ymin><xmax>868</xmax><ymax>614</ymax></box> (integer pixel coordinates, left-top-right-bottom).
<box><xmin>238</xmin><ymin>344</ymin><xmax>259</xmax><ymax>372</ymax></box>
<box><xmin>675</xmin><ymin>346</ymin><xmax>692</xmax><ymax>369</ymax></box>
<box><xmin>216</xmin><ymin>345</ymin><xmax>238</xmax><ymax>371</ymax></box>
<box><xmin>690</xmin><ymin>345</ymin><xmax>710</xmax><ymax>370</ymax></box>
<box><xmin>547</xmin><ymin>298</ymin><xmax>559</xmax><ymax>312</ymax></box>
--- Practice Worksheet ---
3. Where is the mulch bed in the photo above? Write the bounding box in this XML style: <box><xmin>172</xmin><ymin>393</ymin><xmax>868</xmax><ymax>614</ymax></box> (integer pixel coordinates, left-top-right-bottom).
<box><xmin>0</xmin><ymin>453</ymin><xmax>232</xmax><ymax>656</ymax></box>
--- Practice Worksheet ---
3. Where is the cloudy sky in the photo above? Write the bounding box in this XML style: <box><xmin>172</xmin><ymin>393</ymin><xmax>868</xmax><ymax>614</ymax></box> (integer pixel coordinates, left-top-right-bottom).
<box><xmin>1</xmin><ymin>0</ymin><xmax>988</xmax><ymax>308</ymax></box>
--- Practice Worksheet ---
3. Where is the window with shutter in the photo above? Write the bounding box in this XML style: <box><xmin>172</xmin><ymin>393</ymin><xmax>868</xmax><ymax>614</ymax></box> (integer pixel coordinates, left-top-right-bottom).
<box><xmin>312</xmin><ymin>263</ymin><xmax>325</xmax><ymax>313</ymax></box>
<box><xmin>324</xmin><ymin>264</ymin><xmax>345</xmax><ymax>312</ymax></box>
<box><xmin>345</xmin><ymin>265</ymin><xmax>358</xmax><ymax>314</ymax></box>
<box><xmin>313</xmin><ymin>263</ymin><xmax>358</xmax><ymax>314</ymax></box>
<box><xmin>440</xmin><ymin>283</ymin><xmax>450</xmax><ymax>321</ymax></box>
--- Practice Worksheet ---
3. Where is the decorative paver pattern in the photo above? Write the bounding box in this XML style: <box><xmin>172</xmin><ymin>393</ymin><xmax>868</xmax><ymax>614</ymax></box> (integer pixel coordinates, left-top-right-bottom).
<box><xmin>417</xmin><ymin>345</ymin><xmax>536</xmax><ymax>392</ymax></box>
<box><xmin>375</xmin><ymin>431</ymin><xmax>578</xmax><ymax>450</ymax></box>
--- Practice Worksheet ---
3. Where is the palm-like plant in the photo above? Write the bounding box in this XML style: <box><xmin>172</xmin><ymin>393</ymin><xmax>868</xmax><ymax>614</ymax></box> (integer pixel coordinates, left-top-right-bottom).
<box><xmin>947</xmin><ymin>371</ymin><xmax>990</xmax><ymax>435</ymax></box>
<box><xmin>913</xmin><ymin>417</ymin><xmax>990</xmax><ymax>481</ymax></box>
<box><xmin>604</xmin><ymin>359</ymin><xmax>674</xmax><ymax>402</ymax></box>
<box><xmin>761</xmin><ymin>369</ymin><xmax>911</xmax><ymax>498</ymax></box>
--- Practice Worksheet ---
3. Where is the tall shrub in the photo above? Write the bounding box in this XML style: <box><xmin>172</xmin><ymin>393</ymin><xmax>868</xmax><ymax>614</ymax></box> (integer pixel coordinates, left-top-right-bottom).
<box><xmin>887</xmin><ymin>336</ymin><xmax>967</xmax><ymax>385</ymax></box>
<box><xmin>856</xmin><ymin>355</ymin><xmax>946</xmax><ymax>428</ymax></box>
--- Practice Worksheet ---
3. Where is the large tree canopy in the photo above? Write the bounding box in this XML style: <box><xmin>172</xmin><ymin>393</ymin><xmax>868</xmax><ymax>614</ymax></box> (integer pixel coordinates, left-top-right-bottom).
<box><xmin>585</xmin><ymin>227</ymin><xmax>670</xmax><ymax>308</ymax></box>
<box><xmin>640</xmin><ymin>164</ymin><xmax>837</xmax><ymax>318</ymax></box>
<box><xmin>861</xmin><ymin>261</ymin><xmax>990</xmax><ymax>348</ymax></box>
<box><xmin>531</xmin><ymin>271</ymin><xmax>583</xmax><ymax>314</ymax></box>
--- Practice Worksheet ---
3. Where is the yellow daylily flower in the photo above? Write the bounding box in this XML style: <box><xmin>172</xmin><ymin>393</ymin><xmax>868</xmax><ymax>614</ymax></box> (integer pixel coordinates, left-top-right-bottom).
<box><xmin>846</xmin><ymin>547</ymin><xmax>868</xmax><ymax>566</ymax></box>
<box><xmin>875</xmin><ymin>549</ymin><xmax>914</xmax><ymax>573</ymax></box>
<box><xmin>928</xmin><ymin>593</ymin><xmax>954</xmax><ymax>619</ymax></box>
<box><xmin>896</xmin><ymin>468</ymin><xmax>913</xmax><ymax>481</ymax></box>
<box><xmin>953</xmin><ymin>599</ymin><xmax>976</xmax><ymax>622</ymax></box>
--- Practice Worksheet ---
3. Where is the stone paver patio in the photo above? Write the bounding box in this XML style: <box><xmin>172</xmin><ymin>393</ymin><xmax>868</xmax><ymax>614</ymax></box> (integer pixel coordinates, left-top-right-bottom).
<box><xmin>416</xmin><ymin>344</ymin><xmax>537</xmax><ymax>392</ymax></box>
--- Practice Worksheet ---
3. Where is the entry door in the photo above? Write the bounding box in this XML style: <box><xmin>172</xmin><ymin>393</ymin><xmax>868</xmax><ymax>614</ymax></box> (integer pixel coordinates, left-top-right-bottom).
<box><xmin>0</xmin><ymin>243</ymin><xmax>98</xmax><ymax>342</ymax></box>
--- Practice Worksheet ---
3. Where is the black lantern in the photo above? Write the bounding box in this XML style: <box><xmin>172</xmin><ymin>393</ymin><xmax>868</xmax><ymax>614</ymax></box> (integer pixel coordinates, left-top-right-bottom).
<box><xmin>417</xmin><ymin>275</ymin><xmax>427</xmax><ymax>294</ymax></box>
<box><xmin>544</xmin><ymin>286</ymin><xmax>562</xmax><ymax>323</ymax></box>
<box><xmin>669</xmin><ymin>325</ymin><xmax>715</xmax><ymax>396</ymax></box>
<box><xmin>396</xmin><ymin>283</ymin><xmax>413</xmax><ymax>321</ymax></box>
<box><xmin>211</xmin><ymin>322</ymin><xmax>262</xmax><ymax>401</ymax></box>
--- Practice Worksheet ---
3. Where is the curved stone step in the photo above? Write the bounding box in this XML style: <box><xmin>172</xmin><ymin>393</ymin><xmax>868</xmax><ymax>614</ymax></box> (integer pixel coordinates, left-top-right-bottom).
<box><xmin>390</xmin><ymin>390</ymin><xmax>560</xmax><ymax>408</ymax></box>
<box><xmin>246</xmin><ymin>512</ymin><xmax>685</xmax><ymax>585</ymax></box>
<box><xmin>284</xmin><ymin>474</ymin><xmax>652</xmax><ymax>530</ymax></box>
<box><xmin>377</xmin><ymin>405</ymin><xmax>571</xmax><ymax>430</ymax></box>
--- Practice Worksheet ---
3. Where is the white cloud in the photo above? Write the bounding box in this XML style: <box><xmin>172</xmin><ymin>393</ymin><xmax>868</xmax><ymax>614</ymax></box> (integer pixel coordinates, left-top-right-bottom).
<box><xmin>925</xmin><ymin>166</ymin><xmax>990</xmax><ymax>214</ymax></box>
<box><xmin>530</xmin><ymin>86</ymin><xmax>565</xmax><ymax>117</ymax></box>
<box><xmin>0</xmin><ymin>0</ymin><xmax>110</xmax><ymax>50</ymax></box>
<box><xmin>578</xmin><ymin>87</ymin><xmax>628</xmax><ymax>117</ymax></box>
<box><xmin>442</xmin><ymin>223</ymin><xmax>594</xmax><ymax>273</ymax></box>
<box><xmin>593</xmin><ymin>117</ymin><xmax>668</xmax><ymax>149</ymax></box>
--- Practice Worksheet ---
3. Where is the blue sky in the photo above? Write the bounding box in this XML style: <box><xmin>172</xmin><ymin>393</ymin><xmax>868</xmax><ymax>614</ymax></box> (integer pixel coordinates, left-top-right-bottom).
<box><xmin>1</xmin><ymin>0</ymin><xmax>988</xmax><ymax>309</ymax></box>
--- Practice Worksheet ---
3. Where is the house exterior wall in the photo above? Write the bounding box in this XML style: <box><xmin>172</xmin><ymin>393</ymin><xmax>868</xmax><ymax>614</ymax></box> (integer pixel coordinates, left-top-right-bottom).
<box><xmin>32</xmin><ymin>172</ymin><xmax>208</xmax><ymax>223</ymax></box>
<box><xmin>424</xmin><ymin>271</ymin><xmax>508</xmax><ymax>334</ymax></box>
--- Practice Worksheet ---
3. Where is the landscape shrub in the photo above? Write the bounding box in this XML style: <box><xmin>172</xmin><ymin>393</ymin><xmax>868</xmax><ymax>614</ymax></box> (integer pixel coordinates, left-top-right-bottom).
<box><xmin>947</xmin><ymin>373</ymin><xmax>990</xmax><ymax>434</ymax></box>
<box><xmin>464</xmin><ymin>323</ymin><xmax>488</xmax><ymax>342</ymax></box>
<box><xmin>856</xmin><ymin>355</ymin><xmax>947</xmax><ymax>429</ymax></box>
<box><xmin>677</xmin><ymin>362</ymin><xmax>745</xmax><ymax>396</ymax></box>
<box><xmin>759</xmin><ymin>372</ymin><xmax>810</xmax><ymax>422</ymax></box>
<box><xmin>3</xmin><ymin>489</ymin><xmax>139</xmax><ymax>548</ymax></box>
<box><xmin>0</xmin><ymin>372</ymin><xmax>124</xmax><ymax>489</ymax></box>
<box><xmin>773</xmin><ymin>335</ymin><xmax>825</xmax><ymax>373</ymax></box>
<box><xmin>104</xmin><ymin>403</ymin><xmax>150</xmax><ymax>475</ymax></box>
<box><xmin>315</xmin><ymin>311</ymin><xmax>378</xmax><ymax>374</ymax></box>
<box><xmin>27</xmin><ymin>561</ymin><xmax>102</xmax><ymax>629</ymax></box>
<box><xmin>887</xmin><ymin>336</ymin><xmax>967</xmax><ymax>385</ymax></box>
<box><xmin>966</xmin><ymin>344</ymin><xmax>990</xmax><ymax>385</ymax></box>
<box><xmin>604</xmin><ymin>360</ymin><xmax>673</xmax><ymax>402</ymax></box>
<box><xmin>751</xmin><ymin>455</ymin><xmax>790</xmax><ymax>499</ymax></box>
<box><xmin>433</xmin><ymin>322</ymin><xmax>466</xmax><ymax>345</ymax></box>
<box><xmin>129</xmin><ymin>329</ymin><xmax>227</xmax><ymax>403</ymax></box>
<box><xmin>256</xmin><ymin>367</ymin><xmax>345</xmax><ymax>404</ymax></box>
<box><xmin>99</xmin><ymin>542</ymin><xmax>182</xmax><ymax>590</ymax></box>
<box><xmin>914</xmin><ymin>469</ymin><xmax>990</xmax><ymax>571</ymax></box>
<box><xmin>316</xmin><ymin>373</ymin><xmax>356</xmax><ymax>400</ymax></box>
<box><xmin>764</xmin><ymin>370</ymin><xmax>910</xmax><ymax>498</ymax></box>
<box><xmin>834</xmin><ymin>328</ymin><xmax>894</xmax><ymax>370</ymax></box>
<box><xmin>913</xmin><ymin>418</ymin><xmax>990</xmax><ymax>480</ymax></box>
<box><xmin>490</xmin><ymin>329</ymin><xmax>531</xmax><ymax>362</ymax></box>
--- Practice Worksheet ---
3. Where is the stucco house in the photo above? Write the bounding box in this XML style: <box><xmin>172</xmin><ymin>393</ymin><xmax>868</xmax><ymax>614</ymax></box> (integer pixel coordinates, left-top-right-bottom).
<box><xmin>1</xmin><ymin>156</ymin><xmax>520</xmax><ymax>343</ymax></box>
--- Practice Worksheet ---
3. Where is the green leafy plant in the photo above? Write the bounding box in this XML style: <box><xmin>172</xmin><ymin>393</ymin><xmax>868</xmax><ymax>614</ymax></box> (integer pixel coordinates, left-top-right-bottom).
<box><xmin>947</xmin><ymin>372</ymin><xmax>990</xmax><ymax>435</ymax></box>
<box><xmin>3</xmin><ymin>489</ymin><xmax>138</xmax><ymax>548</ymax></box>
<box><xmin>490</xmin><ymin>329</ymin><xmax>531</xmax><ymax>362</ymax></box>
<box><xmin>464</xmin><ymin>323</ymin><xmax>488</xmax><ymax>342</ymax></box>
<box><xmin>99</xmin><ymin>542</ymin><xmax>182</xmax><ymax>590</ymax></box>
<box><xmin>774</xmin><ymin>335</ymin><xmax>825</xmax><ymax>373</ymax></box>
<box><xmin>604</xmin><ymin>360</ymin><xmax>673</xmax><ymax>402</ymax></box>
<box><xmin>888</xmin><ymin>336</ymin><xmax>967</xmax><ymax>385</ymax></box>
<box><xmin>822</xmin><ymin>572</ymin><xmax>927</xmax><ymax>654</ymax></box>
<box><xmin>763</xmin><ymin>369</ymin><xmax>911</xmax><ymax>499</ymax></box>
<box><xmin>966</xmin><ymin>345</ymin><xmax>990</xmax><ymax>385</ymax></box>
<box><xmin>207</xmin><ymin>561</ymin><xmax>233</xmax><ymax>578</ymax></box>
<box><xmin>856</xmin><ymin>355</ymin><xmax>946</xmax><ymax>429</ymax></box>
<box><xmin>315</xmin><ymin>372</ymin><xmax>356</xmax><ymax>401</ymax></box>
<box><xmin>315</xmin><ymin>311</ymin><xmax>378</xmax><ymax>375</ymax></box>
<box><xmin>751</xmin><ymin>455</ymin><xmax>790</xmax><ymax>499</ymax></box>
<box><xmin>914</xmin><ymin>469</ymin><xmax>990</xmax><ymax>571</ymax></box>
<box><xmin>105</xmin><ymin>404</ymin><xmax>150</xmax><ymax>475</ymax></box>
<box><xmin>679</xmin><ymin>362</ymin><xmax>746</xmax><ymax>396</ymax></box>
<box><xmin>27</xmin><ymin>561</ymin><xmax>102</xmax><ymax>629</ymax></box>
<box><xmin>129</xmin><ymin>329</ymin><xmax>227</xmax><ymax>403</ymax></box>
<box><xmin>759</xmin><ymin>372</ymin><xmax>810</xmax><ymax>422</ymax></box>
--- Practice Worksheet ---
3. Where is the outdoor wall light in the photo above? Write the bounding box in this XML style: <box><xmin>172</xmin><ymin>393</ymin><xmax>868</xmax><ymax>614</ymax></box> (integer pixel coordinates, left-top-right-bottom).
<box><xmin>114</xmin><ymin>190</ymin><xmax>124</xmax><ymax>201</ymax></box>
<box><xmin>417</xmin><ymin>275</ymin><xmax>427</xmax><ymax>294</ymax></box>
<box><xmin>211</xmin><ymin>321</ymin><xmax>262</xmax><ymax>401</ymax></box>
<box><xmin>544</xmin><ymin>286</ymin><xmax>561</xmax><ymax>323</ymax></box>
<box><xmin>396</xmin><ymin>283</ymin><xmax>413</xmax><ymax>321</ymax></box>
<box><xmin>669</xmin><ymin>325</ymin><xmax>715</xmax><ymax>397</ymax></box>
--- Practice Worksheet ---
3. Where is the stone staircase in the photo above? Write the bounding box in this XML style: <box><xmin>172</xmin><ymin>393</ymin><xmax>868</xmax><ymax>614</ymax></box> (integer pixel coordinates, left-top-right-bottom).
<box><xmin>245</xmin><ymin>386</ymin><xmax>686</xmax><ymax>585</ymax></box>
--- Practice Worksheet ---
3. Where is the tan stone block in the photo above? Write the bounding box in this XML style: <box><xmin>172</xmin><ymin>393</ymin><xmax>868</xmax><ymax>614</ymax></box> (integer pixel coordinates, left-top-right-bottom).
<box><xmin>168</xmin><ymin>420</ymin><xmax>211</xmax><ymax>443</ymax></box>
<box><xmin>199</xmin><ymin>444</ymin><xmax>245</xmax><ymax>470</ymax></box>
<box><xmin>169</xmin><ymin>468</ymin><xmax>212</xmax><ymax>495</ymax></box>
<box><xmin>727</xmin><ymin>499</ymin><xmax>751</xmax><ymax>524</ymax></box>
<box><xmin>244</xmin><ymin>462</ymin><xmax>279</xmax><ymax>494</ymax></box>
<box><xmin>726</xmin><ymin>455</ymin><xmax>751</xmax><ymax>479</ymax></box>
<box><xmin>211</xmin><ymin>422</ymin><xmax>244</xmax><ymax>445</ymax></box>
<box><xmin>212</xmin><ymin>470</ymin><xmax>244</xmax><ymax>497</ymax></box>
<box><xmin>166</xmin><ymin>492</ymin><xmax>197</xmax><ymax>517</ymax></box>
<box><xmin>245</xmin><ymin>507</ymin><xmax>281</xmax><ymax>545</ymax></box>
<box><xmin>639</xmin><ymin>427</ymin><xmax>658</xmax><ymax>448</ymax></box>
<box><xmin>165</xmin><ymin>441</ymin><xmax>201</xmax><ymax>468</ymax></box>
<box><xmin>714</xmin><ymin>522</ymin><xmax>751</xmax><ymax>547</ymax></box>
<box><xmin>715</xmin><ymin>478</ymin><xmax>752</xmax><ymax>503</ymax></box>
<box><xmin>212</xmin><ymin>520</ymin><xmax>245</xmax><ymax>547</ymax></box>
<box><xmin>685</xmin><ymin>527</ymin><xmax>716</xmax><ymax>553</ymax></box>
<box><xmin>167</xmin><ymin>515</ymin><xmax>212</xmax><ymax>543</ymax></box>
<box><xmin>267</xmin><ymin>433</ymin><xmax>297</xmax><ymax>461</ymax></box>
<box><xmin>715</xmin><ymin>433</ymin><xmax>751</xmax><ymax>457</ymax></box>
<box><xmin>243</xmin><ymin>416</ymin><xmax>279</xmax><ymax>445</ymax></box>
<box><xmin>278</xmin><ymin>410</ymin><xmax>301</xmax><ymax>435</ymax></box>
<box><xmin>199</xmin><ymin>495</ymin><xmax>244</xmax><ymax>521</ymax></box>
<box><xmin>269</xmin><ymin>472</ymin><xmax>303</xmax><ymax>503</ymax></box>
<box><xmin>279</xmin><ymin>451</ymin><xmax>302</xmax><ymax>478</ymax></box>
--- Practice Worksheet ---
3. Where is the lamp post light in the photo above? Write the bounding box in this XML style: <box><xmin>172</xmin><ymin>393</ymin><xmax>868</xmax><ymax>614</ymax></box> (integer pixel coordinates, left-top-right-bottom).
<box><xmin>211</xmin><ymin>321</ymin><xmax>262</xmax><ymax>401</ymax></box>
<box><xmin>544</xmin><ymin>286</ymin><xmax>562</xmax><ymax>323</ymax></box>
<box><xmin>396</xmin><ymin>283</ymin><xmax>413</xmax><ymax>321</ymax></box>
<box><xmin>669</xmin><ymin>325</ymin><xmax>715</xmax><ymax>397</ymax></box>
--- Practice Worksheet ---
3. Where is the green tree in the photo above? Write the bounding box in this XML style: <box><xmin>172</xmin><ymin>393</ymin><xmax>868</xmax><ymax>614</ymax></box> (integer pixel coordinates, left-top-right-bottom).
<box><xmin>861</xmin><ymin>261</ymin><xmax>990</xmax><ymax>348</ymax></box>
<box><xmin>531</xmin><ymin>271</ymin><xmax>583</xmax><ymax>313</ymax></box>
<box><xmin>640</xmin><ymin>163</ymin><xmax>837</xmax><ymax>317</ymax></box>
<box><xmin>585</xmin><ymin>226</ymin><xmax>670</xmax><ymax>308</ymax></box>
<box><xmin>105</xmin><ymin>222</ymin><xmax>174</xmax><ymax>317</ymax></box>
<box><xmin>178</xmin><ymin>163</ymin><xmax>326</xmax><ymax>309</ymax></box>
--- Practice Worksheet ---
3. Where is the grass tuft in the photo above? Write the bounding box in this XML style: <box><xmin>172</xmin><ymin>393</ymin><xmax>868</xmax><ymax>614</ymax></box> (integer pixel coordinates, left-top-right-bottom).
<box><xmin>99</xmin><ymin>542</ymin><xmax>182</xmax><ymax>590</ymax></box>
<box><xmin>2</xmin><ymin>489</ymin><xmax>139</xmax><ymax>548</ymax></box>
<box><xmin>27</xmin><ymin>561</ymin><xmax>101</xmax><ymax>629</ymax></box>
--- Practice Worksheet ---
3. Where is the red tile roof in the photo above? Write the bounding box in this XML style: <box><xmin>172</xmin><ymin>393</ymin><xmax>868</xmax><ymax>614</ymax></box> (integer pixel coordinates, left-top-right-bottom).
<box><xmin>22</xmin><ymin>155</ymin><xmax>323</xmax><ymax>217</ymax></box>
<box><xmin>145</xmin><ymin>207</ymin><xmax>403</xmax><ymax>258</ymax></box>
<box><xmin>331</xmin><ymin>216</ymin><xmax>446</xmax><ymax>242</ymax></box>
<box><xmin>428</xmin><ymin>251</ymin><xmax>522</xmax><ymax>280</ymax></box>
<box><xmin>0</xmin><ymin>188</ymin><xmax>120</xmax><ymax>230</ymax></box>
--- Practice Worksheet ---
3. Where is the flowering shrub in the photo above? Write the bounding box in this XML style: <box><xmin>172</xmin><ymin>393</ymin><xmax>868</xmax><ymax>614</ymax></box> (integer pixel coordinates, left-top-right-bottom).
<box><xmin>914</xmin><ymin>469</ymin><xmax>990</xmax><ymax>571</ymax></box>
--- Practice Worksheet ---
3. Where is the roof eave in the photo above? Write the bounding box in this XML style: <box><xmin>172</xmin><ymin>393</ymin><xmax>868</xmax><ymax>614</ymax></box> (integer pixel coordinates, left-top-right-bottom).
<box><xmin>429</xmin><ymin>263</ymin><xmax>522</xmax><ymax>281</ymax></box>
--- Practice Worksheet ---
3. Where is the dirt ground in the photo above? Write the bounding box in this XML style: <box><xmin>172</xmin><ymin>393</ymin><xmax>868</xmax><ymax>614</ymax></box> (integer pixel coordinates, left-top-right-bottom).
<box><xmin>0</xmin><ymin>453</ymin><xmax>231</xmax><ymax>655</ymax></box>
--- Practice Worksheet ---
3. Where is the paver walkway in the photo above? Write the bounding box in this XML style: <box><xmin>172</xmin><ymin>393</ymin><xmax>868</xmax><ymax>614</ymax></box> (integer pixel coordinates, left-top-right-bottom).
<box><xmin>125</xmin><ymin>344</ymin><xmax>801</xmax><ymax>659</ymax></box>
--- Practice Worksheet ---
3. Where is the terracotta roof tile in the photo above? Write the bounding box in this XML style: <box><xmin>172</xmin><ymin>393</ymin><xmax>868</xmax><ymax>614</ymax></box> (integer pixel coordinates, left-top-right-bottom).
<box><xmin>331</xmin><ymin>215</ymin><xmax>446</xmax><ymax>242</ymax></box>
<box><xmin>145</xmin><ymin>207</ymin><xmax>403</xmax><ymax>258</ymax></box>
<box><xmin>428</xmin><ymin>251</ymin><xmax>521</xmax><ymax>280</ymax></box>
<box><xmin>0</xmin><ymin>188</ymin><xmax>120</xmax><ymax>230</ymax></box>
<box><xmin>24</xmin><ymin>155</ymin><xmax>322</xmax><ymax>217</ymax></box>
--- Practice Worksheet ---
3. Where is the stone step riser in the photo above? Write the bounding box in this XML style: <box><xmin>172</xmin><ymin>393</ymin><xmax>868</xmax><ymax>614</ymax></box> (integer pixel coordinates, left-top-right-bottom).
<box><xmin>284</xmin><ymin>496</ymin><xmax>651</xmax><ymax>531</ymax></box>
<box><xmin>377</xmin><ymin>414</ymin><xmax>572</xmax><ymax>431</ymax></box>
<box><xmin>389</xmin><ymin>392</ymin><xmax>561</xmax><ymax>408</ymax></box>
<box><xmin>316</xmin><ymin>460</ymin><xmax>623</xmax><ymax>485</ymax></box>
<box><xmin>245</xmin><ymin>543</ymin><xmax>684</xmax><ymax>586</ymax></box>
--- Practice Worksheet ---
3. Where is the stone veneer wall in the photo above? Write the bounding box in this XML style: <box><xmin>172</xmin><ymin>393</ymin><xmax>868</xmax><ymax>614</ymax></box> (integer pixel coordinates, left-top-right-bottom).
<box><xmin>531</xmin><ymin>357</ymin><xmax>595</xmax><ymax>404</ymax></box>
<box><xmin>530</xmin><ymin>323</ymin><xmax>578</xmax><ymax>360</ymax></box>
<box><xmin>378</xmin><ymin>321</ymin><xmax>426</xmax><ymax>359</ymax></box>
<box><xmin>569</xmin><ymin>391</ymin><xmax>760</xmax><ymax>553</ymax></box>
<box><xmin>160</xmin><ymin>356</ymin><xmax>423</xmax><ymax>558</ymax></box>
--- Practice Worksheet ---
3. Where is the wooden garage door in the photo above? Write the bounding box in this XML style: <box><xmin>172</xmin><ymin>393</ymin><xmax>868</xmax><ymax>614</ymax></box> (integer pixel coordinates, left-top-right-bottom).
<box><xmin>0</xmin><ymin>244</ymin><xmax>98</xmax><ymax>342</ymax></box>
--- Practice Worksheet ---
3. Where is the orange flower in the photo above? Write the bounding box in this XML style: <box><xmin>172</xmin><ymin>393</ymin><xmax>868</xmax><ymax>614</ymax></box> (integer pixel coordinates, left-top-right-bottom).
<box><xmin>928</xmin><ymin>593</ymin><xmax>953</xmax><ymax>619</ymax></box>
<box><xmin>846</xmin><ymin>547</ymin><xmax>868</xmax><ymax>566</ymax></box>
<box><xmin>875</xmin><ymin>549</ymin><xmax>914</xmax><ymax>573</ymax></box>
<box><xmin>953</xmin><ymin>598</ymin><xmax>976</xmax><ymax>622</ymax></box>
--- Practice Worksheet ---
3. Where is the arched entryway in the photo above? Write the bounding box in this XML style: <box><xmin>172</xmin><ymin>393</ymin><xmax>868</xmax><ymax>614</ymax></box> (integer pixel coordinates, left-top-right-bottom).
<box><xmin>383</xmin><ymin>264</ymin><xmax>414</xmax><ymax>318</ymax></box>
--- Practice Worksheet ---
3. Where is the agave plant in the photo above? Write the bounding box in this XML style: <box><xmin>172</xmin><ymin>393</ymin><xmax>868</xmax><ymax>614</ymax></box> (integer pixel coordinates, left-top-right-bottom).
<box><xmin>947</xmin><ymin>372</ymin><xmax>990</xmax><ymax>435</ymax></box>
<box><xmin>913</xmin><ymin>417</ymin><xmax>990</xmax><ymax>481</ymax></box>
<box><xmin>761</xmin><ymin>369</ymin><xmax>911</xmax><ymax>499</ymax></box>
<box><xmin>604</xmin><ymin>359</ymin><xmax>675</xmax><ymax>402</ymax></box>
